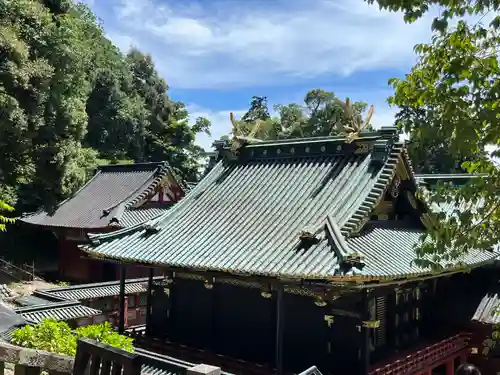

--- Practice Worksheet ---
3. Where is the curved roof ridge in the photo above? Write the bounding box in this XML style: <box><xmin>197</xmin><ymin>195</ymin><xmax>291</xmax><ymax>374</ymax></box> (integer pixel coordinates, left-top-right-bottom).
<box><xmin>340</xmin><ymin>141</ymin><xmax>405</xmax><ymax>236</ymax></box>
<box><xmin>97</xmin><ymin>161</ymin><xmax>167</xmax><ymax>172</ymax></box>
<box><xmin>85</xmin><ymin>160</ymin><xmax>226</xmax><ymax>244</ymax></box>
<box><xmin>20</xmin><ymin>161</ymin><xmax>176</xmax><ymax>229</ymax></box>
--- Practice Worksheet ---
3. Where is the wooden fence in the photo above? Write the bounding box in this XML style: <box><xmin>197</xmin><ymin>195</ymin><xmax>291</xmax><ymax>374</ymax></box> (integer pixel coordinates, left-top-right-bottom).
<box><xmin>0</xmin><ymin>338</ymin><xmax>224</xmax><ymax>375</ymax></box>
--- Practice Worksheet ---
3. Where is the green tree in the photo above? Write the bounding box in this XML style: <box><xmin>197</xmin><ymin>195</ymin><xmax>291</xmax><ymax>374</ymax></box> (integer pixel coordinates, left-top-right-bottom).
<box><xmin>366</xmin><ymin>0</ymin><xmax>500</xmax><ymax>262</ymax></box>
<box><xmin>0</xmin><ymin>0</ymin><xmax>212</xmax><ymax>212</ymax></box>
<box><xmin>241</xmin><ymin>96</ymin><xmax>271</xmax><ymax>123</ymax></box>
<box><xmin>0</xmin><ymin>0</ymin><xmax>106</xmax><ymax>210</ymax></box>
<box><xmin>397</xmin><ymin>107</ymin><xmax>467</xmax><ymax>174</ymax></box>
<box><xmin>125</xmin><ymin>49</ymin><xmax>210</xmax><ymax>181</ymax></box>
<box><xmin>0</xmin><ymin>199</ymin><xmax>15</xmax><ymax>232</ymax></box>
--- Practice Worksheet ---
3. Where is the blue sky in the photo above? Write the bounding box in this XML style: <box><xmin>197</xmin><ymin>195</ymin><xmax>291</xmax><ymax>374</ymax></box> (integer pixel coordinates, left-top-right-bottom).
<box><xmin>82</xmin><ymin>0</ymin><xmax>440</xmax><ymax>150</ymax></box>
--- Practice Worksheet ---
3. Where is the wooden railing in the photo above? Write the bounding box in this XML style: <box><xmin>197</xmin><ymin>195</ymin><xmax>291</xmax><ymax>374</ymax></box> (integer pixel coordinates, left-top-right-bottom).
<box><xmin>126</xmin><ymin>325</ymin><xmax>274</xmax><ymax>375</ymax></box>
<box><xmin>0</xmin><ymin>257</ymin><xmax>35</xmax><ymax>282</ymax></box>
<box><xmin>369</xmin><ymin>333</ymin><xmax>471</xmax><ymax>375</ymax></box>
<box><xmin>75</xmin><ymin>338</ymin><xmax>224</xmax><ymax>375</ymax></box>
<box><xmin>0</xmin><ymin>340</ymin><xmax>74</xmax><ymax>375</ymax></box>
<box><xmin>0</xmin><ymin>338</ymin><xmax>225</xmax><ymax>375</ymax></box>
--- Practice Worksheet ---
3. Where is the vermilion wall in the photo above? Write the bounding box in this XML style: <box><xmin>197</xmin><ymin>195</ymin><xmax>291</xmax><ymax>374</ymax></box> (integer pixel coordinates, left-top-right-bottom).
<box><xmin>59</xmin><ymin>238</ymin><xmax>96</xmax><ymax>282</ymax></box>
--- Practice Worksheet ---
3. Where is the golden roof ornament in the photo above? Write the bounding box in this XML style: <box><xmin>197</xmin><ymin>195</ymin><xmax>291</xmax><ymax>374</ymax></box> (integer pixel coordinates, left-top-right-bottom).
<box><xmin>229</xmin><ymin>112</ymin><xmax>265</xmax><ymax>153</ymax></box>
<box><xmin>337</xmin><ymin>98</ymin><xmax>375</xmax><ymax>143</ymax></box>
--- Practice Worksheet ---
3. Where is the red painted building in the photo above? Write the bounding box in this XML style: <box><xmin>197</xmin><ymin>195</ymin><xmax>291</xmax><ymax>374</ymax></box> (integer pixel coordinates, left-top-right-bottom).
<box><xmin>35</xmin><ymin>276</ymin><xmax>164</xmax><ymax>328</ymax></box>
<box><xmin>19</xmin><ymin>162</ymin><xmax>185</xmax><ymax>283</ymax></box>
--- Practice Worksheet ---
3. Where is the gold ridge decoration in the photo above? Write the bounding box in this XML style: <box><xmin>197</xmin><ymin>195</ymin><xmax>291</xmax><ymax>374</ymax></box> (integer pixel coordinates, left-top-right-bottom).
<box><xmin>218</xmin><ymin>278</ymin><xmax>261</xmax><ymax>289</ymax></box>
<box><xmin>261</xmin><ymin>291</ymin><xmax>272</xmax><ymax>298</ymax></box>
<box><xmin>230</xmin><ymin>112</ymin><xmax>244</xmax><ymax>152</ymax></box>
<box><xmin>336</xmin><ymin>98</ymin><xmax>375</xmax><ymax>143</ymax></box>
<box><xmin>355</xmin><ymin>143</ymin><xmax>370</xmax><ymax>154</ymax></box>
<box><xmin>176</xmin><ymin>272</ymin><xmax>205</xmax><ymax>281</ymax></box>
<box><xmin>284</xmin><ymin>286</ymin><xmax>317</xmax><ymax>297</ymax></box>
<box><xmin>229</xmin><ymin>112</ymin><xmax>264</xmax><ymax>154</ymax></box>
<box><xmin>361</xmin><ymin>320</ymin><xmax>380</xmax><ymax>328</ymax></box>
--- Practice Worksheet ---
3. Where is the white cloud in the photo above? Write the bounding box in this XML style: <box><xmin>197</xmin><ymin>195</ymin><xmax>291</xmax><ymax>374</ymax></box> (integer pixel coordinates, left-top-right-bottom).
<box><xmin>103</xmin><ymin>0</ymin><xmax>438</xmax><ymax>89</ymax></box>
<box><xmin>105</xmin><ymin>32</ymin><xmax>139</xmax><ymax>53</ymax></box>
<box><xmin>187</xmin><ymin>105</ymin><xmax>246</xmax><ymax>151</ymax></box>
<box><xmin>371</xmin><ymin>104</ymin><xmax>398</xmax><ymax>129</ymax></box>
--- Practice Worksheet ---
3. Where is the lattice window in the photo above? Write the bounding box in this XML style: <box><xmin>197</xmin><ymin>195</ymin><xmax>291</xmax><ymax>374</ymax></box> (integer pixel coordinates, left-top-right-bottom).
<box><xmin>374</xmin><ymin>296</ymin><xmax>387</xmax><ymax>347</ymax></box>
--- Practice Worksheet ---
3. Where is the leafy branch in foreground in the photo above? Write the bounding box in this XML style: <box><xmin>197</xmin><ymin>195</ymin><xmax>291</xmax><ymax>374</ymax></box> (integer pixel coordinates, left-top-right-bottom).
<box><xmin>366</xmin><ymin>0</ymin><xmax>500</xmax><ymax>263</ymax></box>
<box><xmin>0</xmin><ymin>199</ymin><xmax>15</xmax><ymax>232</ymax></box>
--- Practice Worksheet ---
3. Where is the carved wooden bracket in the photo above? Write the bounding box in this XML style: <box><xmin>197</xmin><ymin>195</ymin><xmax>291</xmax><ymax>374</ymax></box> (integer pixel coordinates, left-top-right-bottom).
<box><xmin>390</xmin><ymin>177</ymin><xmax>401</xmax><ymax>198</ymax></box>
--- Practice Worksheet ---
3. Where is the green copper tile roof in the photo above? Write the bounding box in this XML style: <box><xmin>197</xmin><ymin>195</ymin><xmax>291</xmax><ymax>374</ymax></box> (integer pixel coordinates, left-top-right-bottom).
<box><xmin>346</xmin><ymin>222</ymin><xmax>497</xmax><ymax>279</ymax></box>
<box><xmin>38</xmin><ymin>276</ymin><xmax>164</xmax><ymax>300</ymax></box>
<box><xmin>83</xmin><ymin>130</ymin><xmax>499</xmax><ymax>280</ymax></box>
<box><xmin>83</xmin><ymin>130</ymin><xmax>411</xmax><ymax>279</ymax></box>
<box><xmin>14</xmin><ymin>300</ymin><xmax>102</xmax><ymax>324</ymax></box>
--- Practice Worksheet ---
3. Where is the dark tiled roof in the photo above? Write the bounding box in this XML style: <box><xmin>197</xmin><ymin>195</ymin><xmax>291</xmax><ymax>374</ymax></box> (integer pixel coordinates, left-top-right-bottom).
<box><xmin>38</xmin><ymin>277</ymin><xmax>164</xmax><ymax>301</ymax></box>
<box><xmin>83</xmin><ymin>129</ymin><xmax>422</xmax><ymax>279</ymax></box>
<box><xmin>14</xmin><ymin>300</ymin><xmax>102</xmax><ymax>324</ymax></box>
<box><xmin>0</xmin><ymin>284</ymin><xmax>14</xmax><ymax>300</ymax></box>
<box><xmin>14</xmin><ymin>295</ymin><xmax>58</xmax><ymax>307</ymax></box>
<box><xmin>0</xmin><ymin>302</ymin><xmax>26</xmax><ymax>340</ymax></box>
<box><xmin>20</xmin><ymin>162</ymin><xmax>180</xmax><ymax>229</ymax></box>
<box><xmin>0</xmin><ymin>325</ymin><xmax>21</xmax><ymax>342</ymax></box>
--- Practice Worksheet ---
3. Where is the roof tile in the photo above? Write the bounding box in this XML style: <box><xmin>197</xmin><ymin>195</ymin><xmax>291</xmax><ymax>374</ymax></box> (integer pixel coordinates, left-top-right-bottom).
<box><xmin>20</xmin><ymin>162</ymin><xmax>177</xmax><ymax>229</ymax></box>
<box><xmin>83</xmin><ymin>131</ymin><xmax>498</xmax><ymax>280</ymax></box>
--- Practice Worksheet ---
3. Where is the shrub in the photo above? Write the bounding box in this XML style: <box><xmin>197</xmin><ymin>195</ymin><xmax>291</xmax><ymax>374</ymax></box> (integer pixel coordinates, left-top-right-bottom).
<box><xmin>75</xmin><ymin>322</ymin><xmax>134</xmax><ymax>353</ymax></box>
<box><xmin>11</xmin><ymin>319</ymin><xmax>134</xmax><ymax>356</ymax></box>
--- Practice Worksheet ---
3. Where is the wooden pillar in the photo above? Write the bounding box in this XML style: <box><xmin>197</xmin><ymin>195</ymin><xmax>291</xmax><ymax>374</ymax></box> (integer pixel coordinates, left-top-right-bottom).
<box><xmin>145</xmin><ymin>267</ymin><xmax>154</xmax><ymax>336</ymax></box>
<box><xmin>459</xmin><ymin>352</ymin><xmax>467</xmax><ymax>364</ymax></box>
<box><xmin>118</xmin><ymin>264</ymin><xmax>126</xmax><ymax>334</ymax></box>
<box><xmin>445</xmin><ymin>358</ymin><xmax>455</xmax><ymax>375</ymax></box>
<box><xmin>275</xmin><ymin>284</ymin><xmax>284</xmax><ymax>375</ymax></box>
<box><xmin>211</xmin><ymin>280</ymin><xmax>218</xmax><ymax>350</ymax></box>
<box><xmin>360</xmin><ymin>289</ymin><xmax>371</xmax><ymax>375</ymax></box>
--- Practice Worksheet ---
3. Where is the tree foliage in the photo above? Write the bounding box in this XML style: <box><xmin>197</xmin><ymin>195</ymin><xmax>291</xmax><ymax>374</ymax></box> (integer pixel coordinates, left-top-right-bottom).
<box><xmin>366</xmin><ymin>0</ymin><xmax>500</xmax><ymax>262</ymax></box>
<box><xmin>0</xmin><ymin>0</ymin><xmax>210</xmax><ymax>212</ymax></box>
<box><xmin>11</xmin><ymin>318</ymin><xmax>134</xmax><ymax>356</ymax></box>
<box><xmin>0</xmin><ymin>199</ymin><xmax>15</xmax><ymax>232</ymax></box>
